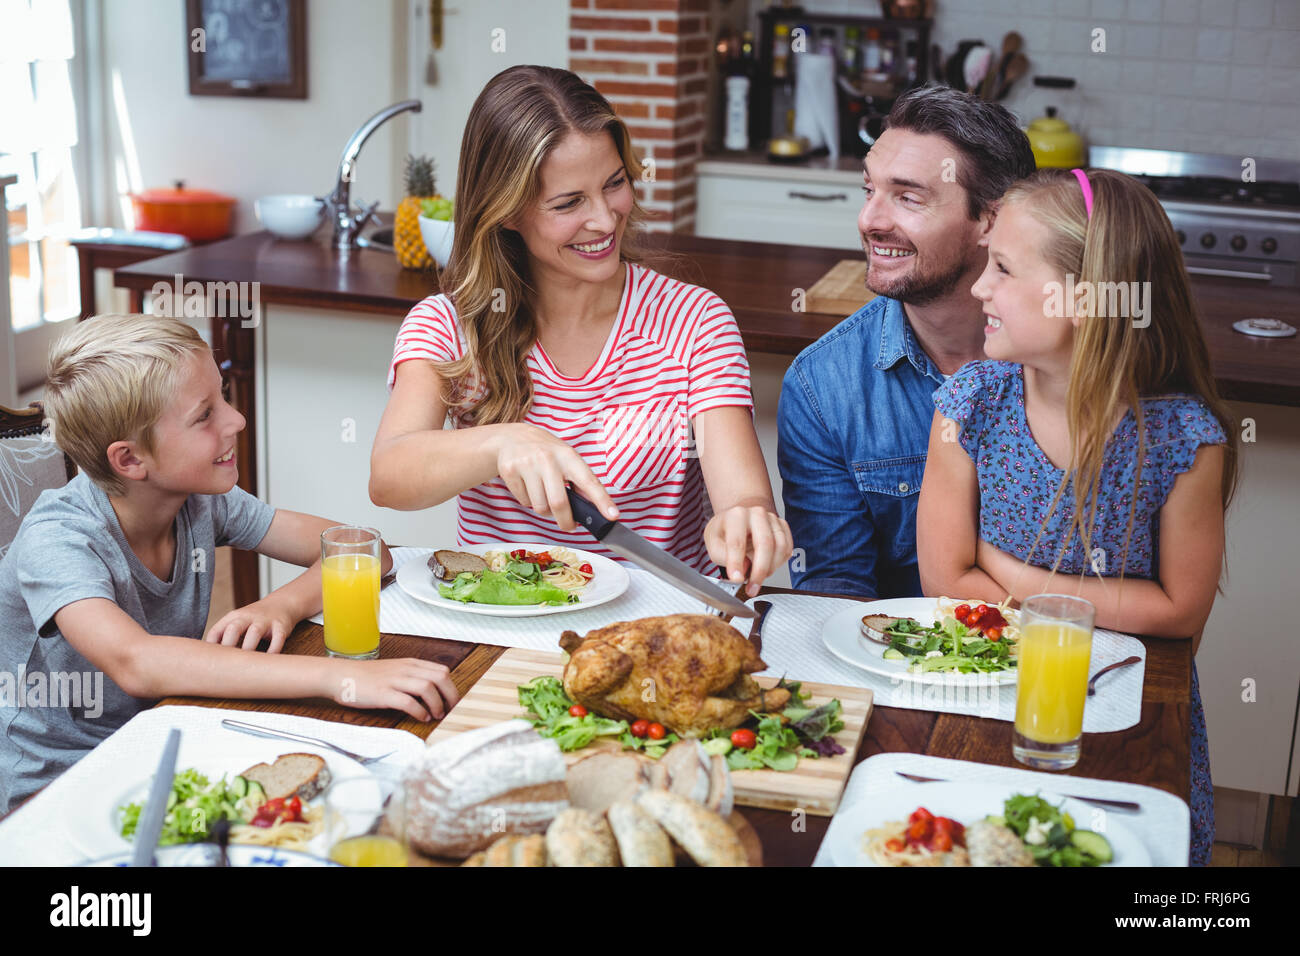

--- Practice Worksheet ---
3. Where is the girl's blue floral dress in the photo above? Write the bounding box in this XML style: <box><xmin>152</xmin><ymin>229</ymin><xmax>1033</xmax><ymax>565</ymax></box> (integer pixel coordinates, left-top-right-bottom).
<box><xmin>934</xmin><ymin>360</ymin><xmax>1225</xmax><ymax>866</ymax></box>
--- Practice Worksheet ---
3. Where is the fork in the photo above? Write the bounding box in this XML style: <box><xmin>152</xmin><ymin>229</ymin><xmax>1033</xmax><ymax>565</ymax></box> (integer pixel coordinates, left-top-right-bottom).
<box><xmin>710</xmin><ymin>579</ymin><xmax>748</xmax><ymax>617</ymax></box>
<box><xmin>221</xmin><ymin>718</ymin><xmax>395</xmax><ymax>766</ymax></box>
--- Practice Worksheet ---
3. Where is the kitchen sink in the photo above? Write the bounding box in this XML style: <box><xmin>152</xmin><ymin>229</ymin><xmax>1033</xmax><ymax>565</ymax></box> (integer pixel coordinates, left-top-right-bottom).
<box><xmin>356</xmin><ymin>225</ymin><xmax>394</xmax><ymax>253</ymax></box>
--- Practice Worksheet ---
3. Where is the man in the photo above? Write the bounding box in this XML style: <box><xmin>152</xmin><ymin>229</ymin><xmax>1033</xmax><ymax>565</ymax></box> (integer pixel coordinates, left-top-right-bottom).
<box><xmin>778</xmin><ymin>87</ymin><xmax>1035</xmax><ymax>597</ymax></box>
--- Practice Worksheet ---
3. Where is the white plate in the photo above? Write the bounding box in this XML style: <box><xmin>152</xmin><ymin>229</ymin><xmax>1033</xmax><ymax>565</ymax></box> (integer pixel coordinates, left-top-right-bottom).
<box><xmin>396</xmin><ymin>543</ymin><xmax>630</xmax><ymax>617</ymax></box>
<box><xmin>81</xmin><ymin>845</ymin><xmax>339</xmax><ymax>867</ymax></box>
<box><xmin>822</xmin><ymin>597</ymin><xmax>1019</xmax><ymax>687</ymax></box>
<box><xmin>822</xmin><ymin>781</ymin><xmax>1151</xmax><ymax>867</ymax></box>
<box><xmin>61</xmin><ymin>736</ymin><xmax>378</xmax><ymax>862</ymax></box>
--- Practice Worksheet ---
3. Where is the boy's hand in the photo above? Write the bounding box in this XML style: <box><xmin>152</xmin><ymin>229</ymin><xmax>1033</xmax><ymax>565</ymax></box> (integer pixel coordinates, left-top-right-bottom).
<box><xmin>203</xmin><ymin>596</ymin><xmax>300</xmax><ymax>653</ymax></box>
<box><xmin>331</xmin><ymin>658</ymin><xmax>459</xmax><ymax>722</ymax></box>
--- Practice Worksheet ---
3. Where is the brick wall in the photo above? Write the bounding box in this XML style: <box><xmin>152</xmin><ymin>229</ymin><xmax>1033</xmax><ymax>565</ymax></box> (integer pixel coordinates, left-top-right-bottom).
<box><xmin>569</xmin><ymin>0</ymin><xmax>713</xmax><ymax>233</ymax></box>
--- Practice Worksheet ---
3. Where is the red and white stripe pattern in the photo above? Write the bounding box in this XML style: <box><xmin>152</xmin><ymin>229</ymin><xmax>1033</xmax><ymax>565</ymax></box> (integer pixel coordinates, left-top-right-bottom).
<box><xmin>387</xmin><ymin>262</ymin><xmax>752</xmax><ymax>572</ymax></box>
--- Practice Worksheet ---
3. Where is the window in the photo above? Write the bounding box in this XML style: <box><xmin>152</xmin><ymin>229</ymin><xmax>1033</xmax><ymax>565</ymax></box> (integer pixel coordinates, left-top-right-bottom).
<box><xmin>1</xmin><ymin>0</ymin><xmax>84</xmax><ymax>331</ymax></box>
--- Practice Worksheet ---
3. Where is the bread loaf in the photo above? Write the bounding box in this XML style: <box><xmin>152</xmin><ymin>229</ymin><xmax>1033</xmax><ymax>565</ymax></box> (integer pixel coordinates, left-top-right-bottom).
<box><xmin>405</xmin><ymin>719</ymin><xmax>568</xmax><ymax>859</ymax></box>
<box><xmin>636</xmin><ymin>790</ymin><xmax>748</xmax><ymax>867</ymax></box>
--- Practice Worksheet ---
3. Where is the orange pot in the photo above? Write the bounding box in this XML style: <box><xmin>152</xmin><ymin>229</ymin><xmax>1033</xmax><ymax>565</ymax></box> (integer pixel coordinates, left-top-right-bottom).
<box><xmin>129</xmin><ymin>180</ymin><xmax>237</xmax><ymax>240</ymax></box>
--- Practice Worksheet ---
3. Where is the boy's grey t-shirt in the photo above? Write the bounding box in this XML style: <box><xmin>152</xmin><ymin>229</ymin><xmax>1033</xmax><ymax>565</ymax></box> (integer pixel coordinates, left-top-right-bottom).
<box><xmin>0</xmin><ymin>473</ymin><xmax>274</xmax><ymax>813</ymax></box>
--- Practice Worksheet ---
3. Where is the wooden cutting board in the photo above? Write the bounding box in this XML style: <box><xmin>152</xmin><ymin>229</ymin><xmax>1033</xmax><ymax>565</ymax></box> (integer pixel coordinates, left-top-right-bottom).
<box><xmin>426</xmin><ymin>647</ymin><xmax>873</xmax><ymax>817</ymax></box>
<box><xmin>806</xmin><ymin>259</ymin><xmax>874</xmax><ymax>316</ymax></box>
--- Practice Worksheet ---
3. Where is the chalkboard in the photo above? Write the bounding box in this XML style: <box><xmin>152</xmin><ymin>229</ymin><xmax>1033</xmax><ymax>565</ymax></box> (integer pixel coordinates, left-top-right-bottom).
<box><xmin>187</xmin><ymin>0</ymin><xmax>307</xmax><ymax>98</ymax></box>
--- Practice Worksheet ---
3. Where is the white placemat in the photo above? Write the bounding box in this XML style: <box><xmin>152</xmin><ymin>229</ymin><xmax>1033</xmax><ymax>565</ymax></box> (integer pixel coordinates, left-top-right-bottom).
<box><xmin>727</xmin><ymin>594</ymin><xmax>1145</xmax><ymax>733</ymax></box>
<box><xmin>812</xmin><ymin>753</ymin><xmax>1190</xmax><ymax>867</ymax></box>
<box><xmin>312</xmin><ymin>547</ymin><xmax>728</xmax><ymax>651</ymax></box>
<box><xmin>0</xmin><ymin>705</ymin><xmax>426</xmax><ymax>866</ymax></box>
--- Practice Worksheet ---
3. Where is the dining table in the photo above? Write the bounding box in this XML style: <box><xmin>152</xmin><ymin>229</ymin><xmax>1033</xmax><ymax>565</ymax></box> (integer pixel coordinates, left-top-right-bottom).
<box><xmin>154</xmin><ymin>585</ymin><xmax>1193</xmax><ymax>867</ymax></box>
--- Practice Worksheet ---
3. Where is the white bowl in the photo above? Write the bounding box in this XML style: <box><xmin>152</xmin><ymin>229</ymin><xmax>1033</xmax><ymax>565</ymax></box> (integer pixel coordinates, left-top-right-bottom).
<box><xmin>255</xmin><ymin>194</ymin><xmax>325</xmax><ymax>239</ymax></box>
<box><xmin>418</xmin><ymin>215</ymin><xmax>455</xmax><ymax>267</ymax></box>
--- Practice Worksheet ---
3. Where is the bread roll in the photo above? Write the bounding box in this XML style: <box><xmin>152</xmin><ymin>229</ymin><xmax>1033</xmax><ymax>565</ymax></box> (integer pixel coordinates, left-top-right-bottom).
<box><xmin>607</xmin><ymin>801</ymin><xmax>675</xmax><ymax>867</ymax></box>
<box><xmin>545</xmin><ymin>808</ymin><xmax>619</xmax><ymax>867</ymax></box>
<box><xmin>406</xmin><ymin>719</ymin><xmax>568</xmax><ymax>859</ymax></box>
<box><xmin>636</xmin><ymin>790</ymin><xmax>748</xmax><ymax>867</ymax></box>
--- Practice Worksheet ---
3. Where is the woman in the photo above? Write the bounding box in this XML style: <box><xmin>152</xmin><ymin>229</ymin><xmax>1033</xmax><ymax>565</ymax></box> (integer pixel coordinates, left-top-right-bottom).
<box><xmin>370</xmin><ymin>66</ymin><xmax>790</xmax><ymax>594</ymax></box>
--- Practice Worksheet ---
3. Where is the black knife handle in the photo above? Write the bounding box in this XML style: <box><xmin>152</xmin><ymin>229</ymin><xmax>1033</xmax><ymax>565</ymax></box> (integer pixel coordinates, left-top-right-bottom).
<box><xmin>566</xmin><ymin>487</ymin><xmax>616</xmax><ymax>540</ymax></box>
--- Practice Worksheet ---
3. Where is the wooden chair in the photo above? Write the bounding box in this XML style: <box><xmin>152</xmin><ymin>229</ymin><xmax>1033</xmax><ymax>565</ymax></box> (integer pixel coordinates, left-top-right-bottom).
<box><xmin>0</xmin><ymin>402</ymin><xmax>77</xmax><ymax>557</ymax></box>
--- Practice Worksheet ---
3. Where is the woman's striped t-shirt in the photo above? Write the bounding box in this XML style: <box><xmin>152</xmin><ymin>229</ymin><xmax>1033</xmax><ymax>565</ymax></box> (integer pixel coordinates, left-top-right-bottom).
<box><xmin>387</xmin><ymin>261</ymin><xmax>754</xmax><ymax>572</ymax></box>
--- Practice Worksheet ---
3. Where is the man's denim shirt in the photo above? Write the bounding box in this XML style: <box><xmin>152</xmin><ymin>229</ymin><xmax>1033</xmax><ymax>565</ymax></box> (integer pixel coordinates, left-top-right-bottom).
<box><xmin>777</xmin><ymin>295</ymin><xmax>945</xmax><ymax>599</ymax></box>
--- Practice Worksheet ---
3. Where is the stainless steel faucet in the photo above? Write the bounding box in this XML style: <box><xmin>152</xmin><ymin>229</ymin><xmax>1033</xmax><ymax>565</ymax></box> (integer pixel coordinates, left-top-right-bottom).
<box><xmin>325</xmin><ymin>99</ymin><xmax>423</xmax><ymax>252</ymax></box>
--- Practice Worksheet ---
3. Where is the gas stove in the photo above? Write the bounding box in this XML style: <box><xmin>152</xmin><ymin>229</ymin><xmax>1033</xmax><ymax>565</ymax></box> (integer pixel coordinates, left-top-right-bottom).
<box><xmin>1089</xmin><ymin>146</ymin><xmax>1300</xmax><ymax>287</ymax></box>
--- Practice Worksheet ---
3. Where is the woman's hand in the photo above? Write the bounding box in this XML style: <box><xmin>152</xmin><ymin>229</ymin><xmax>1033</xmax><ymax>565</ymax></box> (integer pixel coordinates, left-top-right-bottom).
<box><xmin>705</xmin><ymin>505</ymin><xmax>793</xmax><ymax>597</ymax></box>
<box><xmin>494</xmin><ymin>423</ymin><xmax>619</xmax><ymax>531</ymax></box>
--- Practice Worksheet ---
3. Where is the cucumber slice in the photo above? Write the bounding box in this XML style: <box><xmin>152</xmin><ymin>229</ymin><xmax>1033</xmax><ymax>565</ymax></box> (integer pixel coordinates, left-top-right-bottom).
<box><xmin>229</xmin><ymin>775</ymin><xmax>248</xmax><ymax>798</ymax></box>
<box><xmin>701</xmin><ymin>737</ymin><xmax>732</xmax><ymax>756</ymax></box>
<box><xmin>882</xmin><ymin>648</ymin><xmax>905</xmax><ymax>661</ymax></box>
<box><xmin>1069</xmin><ymin>829</ymin><xmax>1113</xmax><ymax>863</ymax></box>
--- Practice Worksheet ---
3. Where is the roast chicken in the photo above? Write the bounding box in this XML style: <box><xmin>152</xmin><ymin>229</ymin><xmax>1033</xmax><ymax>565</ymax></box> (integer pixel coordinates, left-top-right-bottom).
<box><xmin>558</xmin><ymin>614</ymin><xmax>789</xmax><ymax>737</ymax></box>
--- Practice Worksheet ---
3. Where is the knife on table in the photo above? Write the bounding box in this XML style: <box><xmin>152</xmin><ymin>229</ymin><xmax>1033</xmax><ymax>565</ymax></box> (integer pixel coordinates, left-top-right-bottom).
<box><xmin>132</xmin><ymin>727</ymin><xmax>181</xmax><ymax>867</ymax></box>
<box><xmin>565</xmin><ymin>487</ymin><xmax>757</xmax><ymax>618</ymax></box>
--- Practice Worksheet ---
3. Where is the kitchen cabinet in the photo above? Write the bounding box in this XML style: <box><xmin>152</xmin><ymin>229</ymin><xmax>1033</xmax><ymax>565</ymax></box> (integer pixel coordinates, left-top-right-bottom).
<box><xmin>697</xmin><ymin>157</ymin><xmax>864</xmax><ymax>251</ymax></box>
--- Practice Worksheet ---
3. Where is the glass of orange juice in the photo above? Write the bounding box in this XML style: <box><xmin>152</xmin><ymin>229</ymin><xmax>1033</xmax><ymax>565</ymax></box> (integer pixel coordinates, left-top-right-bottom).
<box><xmin>1013</xmin><ymin>593</ymin><xmax>1095</xmax><ymax>770</ymax></box>
<box><xmin>321</xmin><ymin>526</ymin><xmax>382</xmax><ymax>660</ymax></box>
<box><xmin>326</xmin><ymin>777</ymin><xmax>408</xmax><ymax>867</ymax></box>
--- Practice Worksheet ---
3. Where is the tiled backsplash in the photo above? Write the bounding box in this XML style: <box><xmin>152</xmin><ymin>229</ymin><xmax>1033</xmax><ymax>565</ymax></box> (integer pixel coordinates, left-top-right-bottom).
<box><xmin>786</xmin><ymin>0</ymin><xmax>1299</xmax><ymax>160</ymax></box>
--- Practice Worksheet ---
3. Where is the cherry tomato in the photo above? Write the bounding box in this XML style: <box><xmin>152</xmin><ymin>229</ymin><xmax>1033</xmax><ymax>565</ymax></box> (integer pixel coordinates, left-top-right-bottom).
<box><xmin>730</xmin><ymin>728</ymin><xmax>757</xmax><ymax>750</ymax></box>
<box><xmin>907</xmin><ymin>819</ymin><xmax>931</xmax><ymax>843</ymax></box>
<box><xmin>286</xmin><ymin>796</ymin><xmax>302</xmax><ymax>815</ymax></box>
<box><xmin>933</xmin><ymin>815</ymin><xmax>952</xmax><ymax>833</ymax></box>
<box><xmin>568</xmin><ymin>704</ymin><xmax>588</xmax><ymax>717</ymax></box>
<box><xmin>647</xmin><ymin>723</ymin><xmax>667</xmax><ymax>740</ymax></box>
<box><xmin>579</xmin><ymin>563</ymin><xmax>593</xmax><ymax>575</ymax></box>
<box><xmin>985</xmin><ymin>627</ymin><xmax>1002</xmax><ymax>642</ymax></box>
<box><xmin>931</xmin><ymin>831</ymin><xmax>954</xmax><ymax>852</ymax></box>
<box><xmin>535</xmin><ymin>552</ymin><xmax>553</xmax><ymax>565</ymax></box>
<box><xmin>629</xmin><ymin>719</ymin><xmax>650</xmax><ymax>738</ymax></box>
<box><xmin>908</xmin><ymin>806</ymin><xmax>935</xmax><ymax>825</ymax></box>
<box><xmin>966</xmin><ymin>608</ymin><xmax>984</xmax><ymax>626</ymax></box>
<box><xmin>954</xmin><ymin>603</ymin><xmax>970</xmax><ymax>622</ymax></box>
<box><xmin>975</xmin><ymin>603</ymin><xmax>989</xmax><ymax>616</ymax></box>
<box><xmin>885</xmin><ymin>837</ymin><xmax>906</xmax><ymax>853</ymax></box>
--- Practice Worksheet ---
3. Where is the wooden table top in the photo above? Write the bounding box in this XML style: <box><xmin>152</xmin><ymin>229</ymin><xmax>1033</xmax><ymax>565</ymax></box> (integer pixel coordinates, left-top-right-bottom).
<box><xmin>157</xmin><ymin>587</ymin><xmax>1192</xmax><ymax>867</ymax></box>
<box><xmin>113</xmin><ymin>229</ymin><xmax>1300</xmax><ymax>406</ymax></box>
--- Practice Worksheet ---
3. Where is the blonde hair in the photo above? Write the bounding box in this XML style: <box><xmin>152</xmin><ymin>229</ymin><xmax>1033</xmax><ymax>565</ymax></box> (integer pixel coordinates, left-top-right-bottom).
<box><xmin>435</xmin><ymin>65</ymin><xmax>649</xmax><ymax>427</ymax></box>
<box><xmin>1001</xmin><ymin>168</ymin><xmax>1239</xmax><ymax>578</ymax></box>
<box><xmin>44</xmin><ymin>313</ymin><xmax>210</xmax><ymax>496</ymax></box>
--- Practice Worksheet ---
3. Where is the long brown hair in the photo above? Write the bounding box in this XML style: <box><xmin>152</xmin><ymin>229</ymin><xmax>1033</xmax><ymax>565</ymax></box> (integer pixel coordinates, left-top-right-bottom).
<box><xmin>1002</xmin><ymin>168</ymin><xmax>1238</xmax><ymax>577</ymax></box>
<box><xmin>434</xmin><ymin>65</ymin><xmax>649</xmax><ymax>427</ymax></box>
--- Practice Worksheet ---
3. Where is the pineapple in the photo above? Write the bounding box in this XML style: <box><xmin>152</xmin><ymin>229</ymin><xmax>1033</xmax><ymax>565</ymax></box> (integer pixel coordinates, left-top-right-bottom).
<box><xmin>396</xmin><ymin>154</ymin><xmax>440</xmax><ymax>270</ymax></box>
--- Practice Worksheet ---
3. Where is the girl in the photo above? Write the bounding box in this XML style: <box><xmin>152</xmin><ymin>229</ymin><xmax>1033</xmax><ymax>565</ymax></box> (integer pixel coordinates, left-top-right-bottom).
<box><xmin>370</xmin><ymin>66</ymin><xmax>790</xmax><ymax>592</ymax></box>
<box><xmin>917</xmin><ymin>168</ymin><xmax>1238</xmax><ymax>866</ymax></box>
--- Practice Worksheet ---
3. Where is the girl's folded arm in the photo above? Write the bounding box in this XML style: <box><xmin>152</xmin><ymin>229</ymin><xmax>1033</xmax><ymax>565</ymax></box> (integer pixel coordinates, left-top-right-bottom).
<box><xmin>917</xmin><ymin>411</ymin><xmax>1008</xmax><ymax>601</ymax></box>
<box><xmin>978</xmin><ymin>445</ymin><xmax>1226</xmax><ymax>639</ymax></box>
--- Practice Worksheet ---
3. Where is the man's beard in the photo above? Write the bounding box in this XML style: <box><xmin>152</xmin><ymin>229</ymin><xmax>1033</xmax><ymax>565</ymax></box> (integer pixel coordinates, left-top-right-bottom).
<box><xmin>864</xmin><ymin>240</ymin><xmax>976</xmax><ymax>306</ymax></box>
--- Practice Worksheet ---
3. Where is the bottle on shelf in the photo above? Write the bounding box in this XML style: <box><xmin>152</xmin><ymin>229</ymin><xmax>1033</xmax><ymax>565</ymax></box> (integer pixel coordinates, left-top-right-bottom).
<box><xmin>772</xmin><ymin>23</ymin><xmax>791</xmax><ymax>80</ymax></box>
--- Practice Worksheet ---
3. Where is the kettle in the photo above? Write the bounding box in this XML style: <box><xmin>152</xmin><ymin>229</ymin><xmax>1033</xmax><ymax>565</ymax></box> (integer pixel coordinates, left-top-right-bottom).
<box><xmin>1027</xmin><ymin>106</ymin><xmax>1086</xmax><ymax>168</ymax></box>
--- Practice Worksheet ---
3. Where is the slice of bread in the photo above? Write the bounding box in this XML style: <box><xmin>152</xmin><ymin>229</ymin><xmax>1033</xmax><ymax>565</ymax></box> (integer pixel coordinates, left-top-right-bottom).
<box><xmin>565</xmin><ymin>752</ymin><xmax>646</xmax><ymax>814</ymax></box>
<box><xmin>429</xmin><ymin>550</ymin><xmax>488</xmax><ymax>580</ymax></box>
<box><xmin>240</xmin><ymin>753</ymin><xmax>332</xmax><ymax>801</ymax></box>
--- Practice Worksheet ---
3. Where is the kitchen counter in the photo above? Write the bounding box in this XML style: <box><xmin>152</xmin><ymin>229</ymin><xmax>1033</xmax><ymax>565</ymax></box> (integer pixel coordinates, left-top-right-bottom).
<box><xmin>115</xmin><ymin>230</ymin><xmax>1299</xmax><ymax>405</ymax></box>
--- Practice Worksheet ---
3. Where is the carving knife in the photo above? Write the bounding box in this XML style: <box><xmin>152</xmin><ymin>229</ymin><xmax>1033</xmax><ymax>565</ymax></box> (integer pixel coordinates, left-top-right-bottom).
<box><xmin>566</xmin><ymin>487</ymin><xmax>757</xmax><ymax>618</ymax></box>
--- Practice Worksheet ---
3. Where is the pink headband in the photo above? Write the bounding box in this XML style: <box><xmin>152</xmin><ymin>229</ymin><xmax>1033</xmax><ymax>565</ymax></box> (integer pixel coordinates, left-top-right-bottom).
<box><xmin>1072</xmin><ymin>168</ymin><xmax>1094</xmax><ymax>220</ymax></box>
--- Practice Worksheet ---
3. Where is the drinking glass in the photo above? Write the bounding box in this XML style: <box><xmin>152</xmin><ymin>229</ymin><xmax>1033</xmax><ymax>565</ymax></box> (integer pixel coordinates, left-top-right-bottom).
<box><xmin>321</xmin><ymin>526</ymin><xmax>382</xmax><ymax>660</ymax></box>
<box><xmin>1012</xmin><ymin>593</ymin><xmax>1095</xmax><ymax>770</ymax></box>
<box><xmin>325</xmin><ymin>777</ymin><xmax>408</xmax><ymax>867</ymax></box>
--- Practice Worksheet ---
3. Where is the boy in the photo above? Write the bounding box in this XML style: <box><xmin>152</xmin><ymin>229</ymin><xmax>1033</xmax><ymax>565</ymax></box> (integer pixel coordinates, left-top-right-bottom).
<box><xmin>0</xmin><ymin>314</ymin><xmax>457</xmax><ymax>813</ymax></box>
